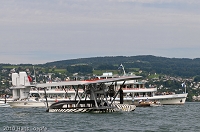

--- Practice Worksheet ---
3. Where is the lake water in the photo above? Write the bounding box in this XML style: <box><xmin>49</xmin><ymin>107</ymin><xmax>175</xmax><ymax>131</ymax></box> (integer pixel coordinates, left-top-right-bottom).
<box><xmin>0</xmin><ymin>102</ymin><xmax>200</xmax><ymax>132</ymax></box>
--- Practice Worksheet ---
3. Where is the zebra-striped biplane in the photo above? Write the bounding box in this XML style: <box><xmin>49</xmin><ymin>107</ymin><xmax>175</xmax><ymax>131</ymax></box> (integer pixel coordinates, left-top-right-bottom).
<box><xmin>36</xmin><ymin>75</ymin><xmax>142</xmax><ymax>113</ymax></box>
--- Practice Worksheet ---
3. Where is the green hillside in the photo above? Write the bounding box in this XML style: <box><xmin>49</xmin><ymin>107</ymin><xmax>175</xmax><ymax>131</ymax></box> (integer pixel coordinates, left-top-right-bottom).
<box><xmin>42</xmin><ymin>55</ymin><xmax>200</xmax><ymax>77</ymax></box>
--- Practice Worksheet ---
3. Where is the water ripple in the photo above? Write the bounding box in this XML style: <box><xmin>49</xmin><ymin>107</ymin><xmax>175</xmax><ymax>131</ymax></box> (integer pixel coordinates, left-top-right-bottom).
<box><xmin>1</xmin><ymin>102</ymin><xmax>200</xmax><ymax>132</ymax></box>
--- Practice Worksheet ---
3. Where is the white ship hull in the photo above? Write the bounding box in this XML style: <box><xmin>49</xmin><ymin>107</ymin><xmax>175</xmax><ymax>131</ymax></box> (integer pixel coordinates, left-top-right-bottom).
<box><xmin>8</xmin><ymin>101</ymin><xmax>46</xmax><ymax>108</ymax></box>
<box><xmin>155</xmin><ymin>93</ymin><xmax>187</xmax><ymax>105</ymax></box>
<box><xmin>116</xmin><ymin>93</ymin><xmax>188</xmax><ymax>105</ymax></box>
<box><xmin>7</xmin><ymin>99</ymin><xmax>59</xmax><ymax>108</ymax></box>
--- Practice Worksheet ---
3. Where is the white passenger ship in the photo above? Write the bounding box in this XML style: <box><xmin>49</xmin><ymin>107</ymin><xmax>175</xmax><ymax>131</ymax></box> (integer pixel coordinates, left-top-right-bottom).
<box><xmin>8</xmin><ymin>69</ymin><xmax>187</xmax><ymax>108</ymax></box>
<box><xmin>30</xmin><ymin>72</ymin><xmax>187</xmax><ymax>105</ymax></box>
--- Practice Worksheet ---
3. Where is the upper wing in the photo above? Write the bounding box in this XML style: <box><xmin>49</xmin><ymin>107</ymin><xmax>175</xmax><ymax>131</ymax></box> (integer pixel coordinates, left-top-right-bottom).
<box><xmin>84</xmin><ymin>75</ymin><xmax>142</xmax><ymax>84</ymax></box>
<box><xmin>36</xmin><ymin>75</ymin><xmax>142</xmax><ymax>87</ymax></box>
<box><xmin>36</xmin><ymin>81</ymin><xmax>88</xmax><ymax>88</ymax></box>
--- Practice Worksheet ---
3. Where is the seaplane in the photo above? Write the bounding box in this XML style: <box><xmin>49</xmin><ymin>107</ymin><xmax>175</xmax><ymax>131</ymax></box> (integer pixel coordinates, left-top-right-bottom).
<box><xmin>36</xmin><ymin>75</ymin><xmax>142</xmax><ymax>113</ymax></box>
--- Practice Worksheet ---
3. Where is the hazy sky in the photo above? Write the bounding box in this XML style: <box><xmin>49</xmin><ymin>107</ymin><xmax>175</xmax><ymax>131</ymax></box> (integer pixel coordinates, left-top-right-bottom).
<box><xmin>0</xmin><ymin>0</ymin><xmax>200</xmax><ymax>64</ymax></box>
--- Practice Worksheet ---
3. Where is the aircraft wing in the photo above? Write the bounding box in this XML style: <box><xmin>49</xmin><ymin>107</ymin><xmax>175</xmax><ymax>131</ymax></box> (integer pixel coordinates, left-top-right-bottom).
<box><xmin>84</xmin><ymin>75</ymin><xmax>142</xmax><ymax>84</ymax></box>
<box><xmin>36</xmin><ymin>76</ymin><xmax>142</xmax><ymax>87</ymax></box>
<box><xmin>36</xmin><ymin>81</ymin><xmax>88</xmax><ymax>88</ymax></box>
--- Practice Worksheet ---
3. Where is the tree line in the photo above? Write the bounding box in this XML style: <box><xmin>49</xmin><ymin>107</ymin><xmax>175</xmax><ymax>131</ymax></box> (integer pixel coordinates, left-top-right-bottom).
<box><xmin>41</xmin><ymin>55</ymin><xmax>200</xmax><ymax>78</ymax></box>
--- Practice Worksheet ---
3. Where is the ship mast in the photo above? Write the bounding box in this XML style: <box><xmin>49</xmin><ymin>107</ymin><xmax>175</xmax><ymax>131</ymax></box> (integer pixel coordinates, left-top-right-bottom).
<box><xmin>120</xmin><ymin>64</ymin><xmax>126</xmax><ymax>75</ymax></box>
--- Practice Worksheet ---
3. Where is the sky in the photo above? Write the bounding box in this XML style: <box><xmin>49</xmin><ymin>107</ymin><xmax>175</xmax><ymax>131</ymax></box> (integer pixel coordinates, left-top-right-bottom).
<box><xmin>0</xmin><ymin>0</ymin><xmax>200</xmax><ymax>64</ymax></box>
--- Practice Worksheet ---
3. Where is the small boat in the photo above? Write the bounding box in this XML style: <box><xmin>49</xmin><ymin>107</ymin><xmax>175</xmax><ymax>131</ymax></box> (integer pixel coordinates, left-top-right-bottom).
<box><xmin>0</xmin><ymin>101</ymin><xmax>10</xmax><ymax>107</ymax></box>
<box><xmin>135</xmin><ymin>100</ymin><xmax>162</xmax><ymax>107</ymax></box>
<box><xmin>0</xmin><ymin>96</ymin><xmax>12</xmax><ymax>107</ymax></box>
<box><xmin>0</xmin><ymin>104</ymin><xmax>10</xmax><ymax>107</ymax></box>
<box><xmin>135</xmin><ymin>100</ymin><xmax>151</xmax><ymax>107</ymax></box>
<box><xmin>150</xmin><ymin>101</ymin><xmax>162</xmax><ymax>107</ymax></box>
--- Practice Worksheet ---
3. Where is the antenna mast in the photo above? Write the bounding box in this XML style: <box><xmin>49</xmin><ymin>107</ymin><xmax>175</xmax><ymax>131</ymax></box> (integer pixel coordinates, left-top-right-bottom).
<box><xmin>120</xmin><ymin>64</ymin><xmax>126</xmax><ymax>75</ymax></box>
<box><xmin>33</xmin><ymin>66</ymin><xmax>37</xmax><ymax>84</ymax></box>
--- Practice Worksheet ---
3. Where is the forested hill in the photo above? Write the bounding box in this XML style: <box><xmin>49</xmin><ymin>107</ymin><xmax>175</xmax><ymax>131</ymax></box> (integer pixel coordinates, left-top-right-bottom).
<box><xmin>43</xmin><ymin>55</ymin><xmax>200</xmax><ymax>77</ymax></box>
